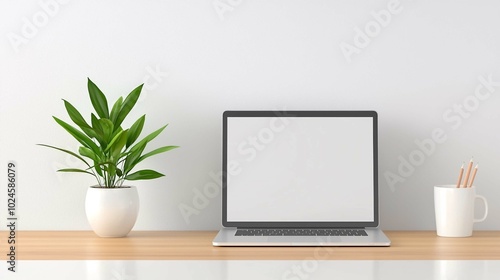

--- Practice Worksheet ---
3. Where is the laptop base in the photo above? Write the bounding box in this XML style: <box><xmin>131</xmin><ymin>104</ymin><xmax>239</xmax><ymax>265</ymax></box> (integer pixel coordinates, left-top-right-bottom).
<box><xmin>212</xmin><ymin>228</ymin><xmax>391</xmax><ymax>247</ymax></box>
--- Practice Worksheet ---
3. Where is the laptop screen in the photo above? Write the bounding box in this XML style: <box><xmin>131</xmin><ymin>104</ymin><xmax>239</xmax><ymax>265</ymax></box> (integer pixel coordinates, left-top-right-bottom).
<box><xmin>223</xmin><ymin>111</ymin><xmax>378</xmax><ymax>228</ymax></box>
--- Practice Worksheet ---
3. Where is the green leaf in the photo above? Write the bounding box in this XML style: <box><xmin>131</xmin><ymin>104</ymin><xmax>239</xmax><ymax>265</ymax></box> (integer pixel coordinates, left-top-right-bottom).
<box><xmin>57</xmin><ymin>168</ymin><xmax>94</xmax><ymax>176</ymax></box>
<box><xmin>136</xmin><ymin>145</ymin><xmax>179</xmax><ymax>165</ymax></box>
<box><xmin>104</xmin><ymin>129</ymin><xmax>124</xmax><ymax>152</ymax></box>
<box><xmin>114</xmin><ymin>84</ymin><xmax>142</xmax><ymax>128</ymax></box>
<box><xmin>124</xmin><ymin>145</ymin><xmax>178</xmax><ymax>176</ymax></box>
<box><xmin>111</xmin><ymin>125</ymin><xmax>123</xmax><ymax>140</ymax></box>
<box><xmin>123</xmin><ymin>140</ymin><xmax>147</xmax><ymax>174</ymax></box>
<box><xmin>107</xmin><ymin>163</ymin><xmax>116</xmax><ymax>181</ymax></box>
<box><xmin>99</xmin><ymin>118</ymin><xmax>114</xmax><ymax>143</ymax></box>
<box><xmin>81</xmin><ymin>127</ymin><xmax>98</xmax><ymax>140</ymax></box>
<box><xmin>130</xmin><ymin>124</ymin><xmax>167</xmax><ymax>152</ymax></box>
<box><xmin>37</xmin><ymin>144</ymin><xmax>91</xmax><ymax>168</ymax></box>
<box><xmin>87</xmin><ymin>78</ymin><xmax>109</xmax><ymax>119</ymax></box>
<box><xmin>125</xmin><ymin>169</ymin><xmax>164</xmax><ymax>181</ymax></box>
<box><xmin>111</xmin><ymin>129</ymin><xmax>128</xmax><ymax>160</ymax></box>
<box><xmin>110</xmin><ymin>96</ymin><xmax>123</xmax><ymax>124</ymax></box>
<box><xmin>63</xmin><ymin>100</ymin><xmax>97</xmax><ymax>139</ymax></box>
<box><xmin>63</xmin><ymin>100</ymin><xmax>90</xmax><ymax>128</ymax></box>
<box><xmin>123</xmin><ymin>125</ymin><xmax>169</xmax><ymax>174</ymax></box>
<box><xmin>79</xmin><ymin>146</ymin><xmax>99</xmax><ymax>162</ymax></box>
<box><xmin>93</xmin><ymin>161</ymin><xmax>103</xmax><ymax>177</ymax></box>
<box><xmin>91</xmin><ymin>113</ymin><xmax>105</xmax><ymax>145</ymax></box>
<box><xmin>126</xmin><ymin>115</ymin><xmax>145</xmax><ymax>148</ymax></box>
<box><xmin>53</xmin><ymin>117</ymin><xmax>100</xmax><ymax>155</ymax></box>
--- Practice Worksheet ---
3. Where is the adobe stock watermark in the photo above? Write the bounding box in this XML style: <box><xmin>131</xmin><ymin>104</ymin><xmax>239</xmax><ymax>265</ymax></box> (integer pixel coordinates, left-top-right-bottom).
<box><xmin>178</xmin><ymin>110</ymin><xmax>295</xmax><ymax>224</ymax></box>
<box><xmin>384</xmin><ymin>74</ymin><xmax>500</xmax><ymax>192</ymax></box>
<box><xmin>213</xmin><ymin>0</ymin><xmax>243</xmax><ymax>21</ymax></box>
<box><xmin>110</xmin><ymin>268</ymin><xmax>136</xmax><ymax>280</ymax></box>
<box><xmin>138</xmin><ymin>64</ymin><xmax>170</xmax><ymax>103</ymax></box>
<box><xmin>6</xmin><ymin>0</ymin><xmax>71</xmax><ymax>53</ymax></box>
<box><xmin>339</xmin><ymin>0</ymin><xmax>404</xmax><ymax>63</ymax></box>
<box><xmin>281</xmin><ymin>236</ymin><xmax>338</xmax><ymax>280</ymax></box>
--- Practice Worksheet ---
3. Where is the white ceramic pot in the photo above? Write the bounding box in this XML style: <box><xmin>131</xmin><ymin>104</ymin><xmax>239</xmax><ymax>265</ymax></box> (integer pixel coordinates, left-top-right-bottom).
<box><xmin>85</xmin><ymin>186</ymin><xmax>139</xmax><ymax>237</ymax></box>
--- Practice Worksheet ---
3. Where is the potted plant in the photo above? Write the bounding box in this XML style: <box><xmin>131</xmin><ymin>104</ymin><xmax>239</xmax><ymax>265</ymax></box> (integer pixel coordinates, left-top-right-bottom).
<box><xmin>39</xmin><ymin>78</ymin><xmax>178</xmax><ymax>237</ymax></box>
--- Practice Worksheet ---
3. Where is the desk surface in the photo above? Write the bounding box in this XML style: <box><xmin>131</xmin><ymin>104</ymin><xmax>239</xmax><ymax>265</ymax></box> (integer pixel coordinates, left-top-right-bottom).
<box><xmin>2</xmin><ymin>231</ymin><xmax>499</xmax><ymax>260</ymax></box>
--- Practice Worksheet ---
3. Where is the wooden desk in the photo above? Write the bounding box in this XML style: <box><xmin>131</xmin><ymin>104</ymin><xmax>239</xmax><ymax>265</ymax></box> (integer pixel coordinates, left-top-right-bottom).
<box><xmin>1</xmin><ymin>231</ymin><xmax>499</xmax><ymax>260</ymax></box>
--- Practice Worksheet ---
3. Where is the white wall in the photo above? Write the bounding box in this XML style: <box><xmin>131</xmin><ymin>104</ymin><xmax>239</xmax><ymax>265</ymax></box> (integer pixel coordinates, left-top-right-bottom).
<box><xmin>1</xmin><ymin>0</ymin><xmax>499</xmax><ymax>231</ymax></box>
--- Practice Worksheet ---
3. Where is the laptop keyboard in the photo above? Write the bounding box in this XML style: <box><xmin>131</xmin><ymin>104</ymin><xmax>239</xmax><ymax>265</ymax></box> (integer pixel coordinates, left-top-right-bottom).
<box><xmin>235</xmin><ymin>229</ymin><xmax>368</xmax><ymax>236</ymax></box>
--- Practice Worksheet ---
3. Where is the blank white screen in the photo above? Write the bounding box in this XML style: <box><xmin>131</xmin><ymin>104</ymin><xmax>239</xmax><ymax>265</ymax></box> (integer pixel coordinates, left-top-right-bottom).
<box><xmin>226</xmin><ymin>117</ymin><xmax>374</xmax><ymax>222</ymax></box>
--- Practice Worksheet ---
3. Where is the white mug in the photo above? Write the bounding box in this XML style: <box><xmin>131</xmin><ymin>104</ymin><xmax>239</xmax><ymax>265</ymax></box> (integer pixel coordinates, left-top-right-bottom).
<box><xmin>434</xmin><ymin>185</ymin><xmax>488</xmax><ymax>237</ymax></box>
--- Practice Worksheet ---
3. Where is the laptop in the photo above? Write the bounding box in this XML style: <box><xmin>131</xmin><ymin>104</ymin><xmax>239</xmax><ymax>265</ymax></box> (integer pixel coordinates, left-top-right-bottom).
<box><xmin>212</xmin><ymin>110</ymin><xmax>390</xmax><ymax>246</ymax></box>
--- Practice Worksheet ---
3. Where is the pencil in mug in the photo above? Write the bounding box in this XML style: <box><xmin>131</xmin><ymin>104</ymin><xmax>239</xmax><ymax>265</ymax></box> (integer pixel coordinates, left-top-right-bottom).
<box><xmin>468</xmin><ymin>163</ymin><xmax>479</xmax><ymax>188</ymax></box>
<box><xmin>455</xmin><ymin>162</ymin><xmax>464</xmax><ymax>188</ymax></box>
<box><xmin>461</xmin><ymin>157</ymin><xmax>474</xmax><ymax>188</ymax></box>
